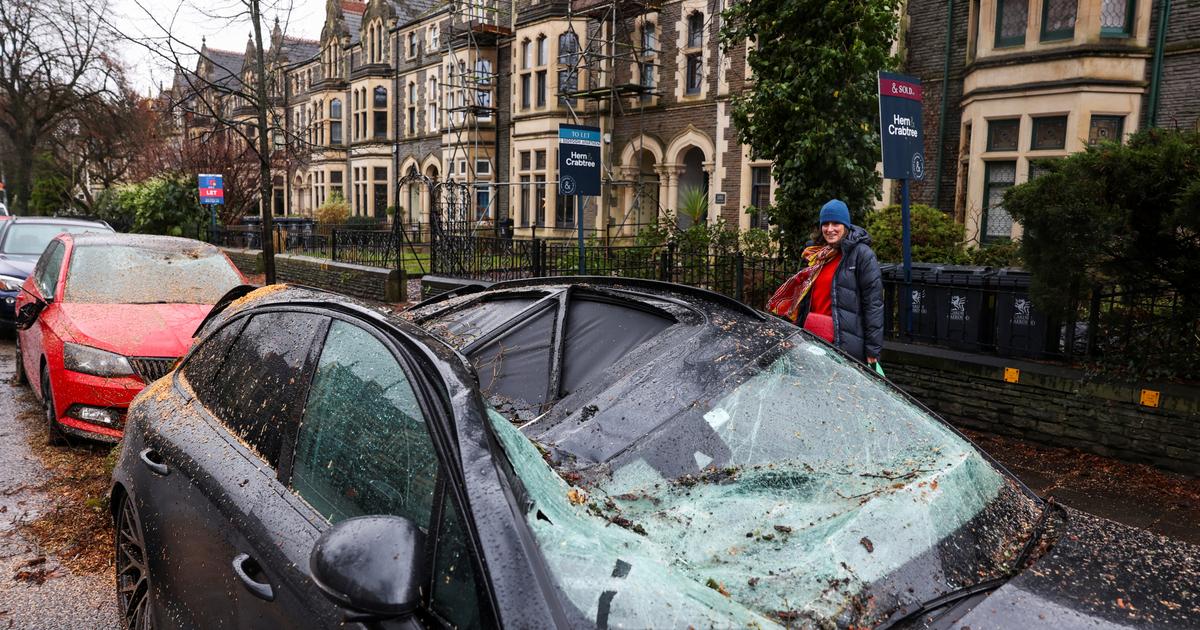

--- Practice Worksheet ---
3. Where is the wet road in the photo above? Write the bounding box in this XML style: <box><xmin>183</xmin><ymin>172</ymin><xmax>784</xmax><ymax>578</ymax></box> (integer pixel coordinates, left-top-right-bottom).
<box><xmin>0</xmin><ymin>338</ymin><xmax>119</xmax><ymax>628</ymax></box>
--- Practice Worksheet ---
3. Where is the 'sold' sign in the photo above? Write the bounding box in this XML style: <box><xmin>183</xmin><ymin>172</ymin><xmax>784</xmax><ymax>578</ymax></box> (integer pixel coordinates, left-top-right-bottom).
<box><xmin>878</xmin><ymin>72</ymin><xmax>925</xmax><ymax>181</ymax></box>
<box><xmin>198</xmin><ymin>174</ymin><xmax>225</xmax><ymax>205</ymax></box>
<box><xmin>558</xmin><ymin>124</ymin><xmax>601</xmax><ymax>196</ymax></box>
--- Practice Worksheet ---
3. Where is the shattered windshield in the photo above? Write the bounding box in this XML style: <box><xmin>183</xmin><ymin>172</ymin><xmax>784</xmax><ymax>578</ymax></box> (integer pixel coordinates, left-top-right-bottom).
<box><xmin>491</xmin><ymin>334</ymin><xmax>1038</xmax><ymax>627</ymax></box>
<box><xmin>64</xmin><ymin>244</ymin><xmax>242</xmax><ymax>304</ymax></box>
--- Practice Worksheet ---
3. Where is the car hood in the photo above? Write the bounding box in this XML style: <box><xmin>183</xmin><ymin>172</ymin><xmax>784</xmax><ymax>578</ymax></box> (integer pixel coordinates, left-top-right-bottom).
<box><xmin>0</xmin><ymin>254</ymin><xmax>37</xmax><ymax>279</ymax></box>
<box><xmin>58</xmin><ymin>303</ymin><xmax>214</xmax><ymax>358</ymax></box>
<box><xmin>951</xmin><ymin>507</ymin><xmax>1200</xmax><ymax>628</ymax></box>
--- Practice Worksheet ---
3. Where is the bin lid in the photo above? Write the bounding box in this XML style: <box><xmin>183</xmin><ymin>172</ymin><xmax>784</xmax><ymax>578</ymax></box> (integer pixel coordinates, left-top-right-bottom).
<box><xmin>991</xmin><ymin>267</ymin><xmax>1031</xmax><ymax>288</ymax></box>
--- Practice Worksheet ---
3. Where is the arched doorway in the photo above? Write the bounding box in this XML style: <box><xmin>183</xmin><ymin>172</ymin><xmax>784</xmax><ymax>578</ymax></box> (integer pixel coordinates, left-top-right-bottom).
<box><xmin>676</xmin><ymin>146</ymin><xmax>708</xmax><ymax>229</ymax></box>
<box><xmin>632</xmin><ymin>150</ymin><xmax>660</xmax><ymax>230</ymax></box>
<box><xmin>424</xmin><ymin>164</ymin><xmax>440</xmax><ymax>231</ymax></box>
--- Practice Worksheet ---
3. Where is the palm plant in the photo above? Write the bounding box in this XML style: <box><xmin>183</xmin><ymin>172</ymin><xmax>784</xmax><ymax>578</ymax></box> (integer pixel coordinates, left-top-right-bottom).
<box><xmin>677</xmin><ymin>186</ymin><xmax>708</xmax><ymax>226</ymax></box>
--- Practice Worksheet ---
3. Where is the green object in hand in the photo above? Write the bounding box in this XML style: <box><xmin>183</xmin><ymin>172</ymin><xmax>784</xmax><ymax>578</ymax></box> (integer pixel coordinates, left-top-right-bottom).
<box><xmin>874</xmin><ymin>361</ymin><xmax>886</xmax><ymax>377</ymax></box>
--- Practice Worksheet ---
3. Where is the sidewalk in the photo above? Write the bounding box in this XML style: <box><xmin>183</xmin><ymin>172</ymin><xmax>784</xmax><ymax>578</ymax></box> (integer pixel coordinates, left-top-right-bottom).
<box><xmin>965</xmin><ymin>429</ymin><xmax>1200</xmax><ymax>545</ymax></box>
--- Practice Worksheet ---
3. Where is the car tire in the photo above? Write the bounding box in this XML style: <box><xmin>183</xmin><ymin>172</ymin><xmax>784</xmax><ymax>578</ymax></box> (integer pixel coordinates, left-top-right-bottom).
<box><xmin>114</xmin><ymin>492</ymin><xmax>155</xmax><ymax>630</ymax></box>
<box><xmin>41</xmin><ymin>367</ymin><xmax>65</xmax><ymax>446</ymax></box>
<box><xmin>13</xmin><ymin>335</ymin><xmax>27</xmax><ymax>386</ymax></box>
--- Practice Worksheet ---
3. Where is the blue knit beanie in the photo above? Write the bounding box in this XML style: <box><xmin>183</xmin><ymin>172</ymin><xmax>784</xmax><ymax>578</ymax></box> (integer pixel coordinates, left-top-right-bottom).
<box><xmin>819</xmin><ymin>199</ymin><xmax>852</xmax><ymax>227</ymax></box>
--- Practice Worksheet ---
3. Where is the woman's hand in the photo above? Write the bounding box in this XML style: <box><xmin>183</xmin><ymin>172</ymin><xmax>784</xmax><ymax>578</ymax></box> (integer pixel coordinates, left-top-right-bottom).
<box><xmin>867</xmin><ymin>356</ymin><xmax>878</xmax><ymax>364</ymax></box>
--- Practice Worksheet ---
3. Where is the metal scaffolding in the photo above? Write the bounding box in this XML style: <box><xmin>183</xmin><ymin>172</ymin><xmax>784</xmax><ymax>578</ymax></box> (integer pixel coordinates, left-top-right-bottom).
<box><xmin>560</xmin><ymin>0</ymin><xmax>662</xmax><ymax>236</ymax></box>
<box><xmin>436</xmin><ymin>0</ymin><xmax>512</xmax><ymax>236</ymax></box>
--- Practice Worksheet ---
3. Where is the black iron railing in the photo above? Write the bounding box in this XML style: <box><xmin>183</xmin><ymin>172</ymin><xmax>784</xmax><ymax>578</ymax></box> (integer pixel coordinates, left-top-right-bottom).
<box><xmin>214</xmin><ymin>224</ymin><xmax>1196</xmax><ymax>370</ymax></box>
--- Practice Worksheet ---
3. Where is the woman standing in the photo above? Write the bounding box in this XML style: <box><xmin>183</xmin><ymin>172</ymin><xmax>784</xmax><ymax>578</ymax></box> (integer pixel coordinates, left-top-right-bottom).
<box><xmin>768</xmin><ymin>199</ymin><xmax>884</xmax><ymax>365</ymax></box>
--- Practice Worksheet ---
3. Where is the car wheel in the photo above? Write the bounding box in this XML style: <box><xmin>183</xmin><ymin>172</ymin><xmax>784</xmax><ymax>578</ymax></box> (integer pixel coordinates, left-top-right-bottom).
<box><xmin>41</xmin><ymin>368</ymin><xmax>65</xmax><ymax>446</ymax></box>
<box><xmin>13</xmin><ymin>335</ymin><xmax>27</xmax><ymax>386</ymax></box>
<box><xmin>115</xmin><ymin>492</ymin><xmax>155</xmax><ymax>630</ymax></box>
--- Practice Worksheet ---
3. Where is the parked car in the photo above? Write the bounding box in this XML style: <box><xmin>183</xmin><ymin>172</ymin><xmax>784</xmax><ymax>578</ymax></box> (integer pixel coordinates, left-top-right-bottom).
<box><xmin>110</xmin><ymin>280</ymin><xmax>1200</xmax><ymax>629</ymax></box>
<box><xmin>0</xmin><ymin>217</ymin><xmax>113</xmax><ymax>331</ymax></box>
<box><xmin>15</xmin><ymin>233</ymin><xmax>244</xmax><ymax>443</ymax></box>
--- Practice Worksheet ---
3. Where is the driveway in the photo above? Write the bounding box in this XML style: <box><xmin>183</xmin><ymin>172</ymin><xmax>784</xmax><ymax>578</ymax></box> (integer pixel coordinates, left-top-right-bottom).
<box><xmin>0</xmin><ymin>338</ymin><xmax>118</xmax><ymax>628</ymax></box>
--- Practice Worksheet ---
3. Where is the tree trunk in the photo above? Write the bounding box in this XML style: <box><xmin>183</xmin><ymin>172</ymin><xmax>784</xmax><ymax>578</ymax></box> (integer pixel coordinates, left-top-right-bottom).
<box><xmin>8</xmin><ymin>132</ymin><xmax>37</xmax><ymax>215</ymax></box>
<box><xmin>249</xmin><ymin>0</ymin><xmax>276</xmax><ymax>284</ymax></box>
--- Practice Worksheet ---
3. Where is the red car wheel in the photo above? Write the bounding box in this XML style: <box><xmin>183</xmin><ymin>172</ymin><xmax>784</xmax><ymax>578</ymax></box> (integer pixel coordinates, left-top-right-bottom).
<box><xmin>41</xmin><ymin>367</ymin><xmax>65</xmax><ymax>446</ymax></box>
<box><xmin>13</xmin><ymin>336</ymin><xmax>27</xmax><ymax>386</ymax></box>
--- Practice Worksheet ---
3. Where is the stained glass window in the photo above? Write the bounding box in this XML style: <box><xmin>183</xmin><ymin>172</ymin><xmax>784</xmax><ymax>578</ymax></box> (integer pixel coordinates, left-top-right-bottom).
<box><xmin>1101</xmin><ymin>0</ymin><xmax>1133</xmax><ymax>36</ymax></box>
<box><xmin>987</xmin><ymin>118</ymin><xmax>1020</xmax><ymax>151</ymax></box>
<box><xmin>1088</xmin><ymin>114</ymin><xmax>1125</xmax><ymax>145</ymax></box>
<box><xmin>984</xmin><ymin>161</ymin><xmax>1016</xmax><ymax>241</ymax></box>
<box><xmin>995</xmin><ymin>0</ymin><xmax>1028</xmax><ymax>47</ymax></box>
<box><xmin>1030</xmin><ymin>116</ymin><xmax>1067</xmax><ymax>150</ymax></box>
<box><xmin>1040</xmin><ymin>0</ymin><xmax>1076</xmax><ymax>41</ymax></box>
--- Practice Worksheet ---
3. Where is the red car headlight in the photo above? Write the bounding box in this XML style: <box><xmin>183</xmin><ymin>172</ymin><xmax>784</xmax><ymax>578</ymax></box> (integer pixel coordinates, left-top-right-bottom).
<box><xmin>63</xmin><ymin>342</ymin><xmax>135</xmax><ymax>377</ymax></box>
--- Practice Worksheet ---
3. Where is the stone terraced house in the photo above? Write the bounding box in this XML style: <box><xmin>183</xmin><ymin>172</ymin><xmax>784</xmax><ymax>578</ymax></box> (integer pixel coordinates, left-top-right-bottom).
<box><xmin>903</xmin><ymin>0</ymin><xmax>1200</xmax><ymax>244</ymax></box>
<box><xmin>172</xmin><ymin>0</ymin><xmax>779</xmax><ymax>240</ymax></box>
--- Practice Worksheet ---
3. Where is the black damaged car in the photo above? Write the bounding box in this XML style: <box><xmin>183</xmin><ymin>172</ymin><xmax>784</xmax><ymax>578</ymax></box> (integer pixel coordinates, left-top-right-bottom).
<box><xmin>111</xmin><ymin>279</ymin><xmax>1200</xmax><ymax>629</ymax></box>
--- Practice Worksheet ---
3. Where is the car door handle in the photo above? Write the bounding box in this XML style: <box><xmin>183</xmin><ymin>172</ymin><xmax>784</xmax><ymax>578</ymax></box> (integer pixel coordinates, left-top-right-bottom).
<box><xmin>139</xmin><ymin>449</ymin><xmax>169</xmax><ymax>476</ymax></box>
<box><xmin>232</xmin><ymin>553</ymin><xmax>275</xmax><ymax>602</ymax></box>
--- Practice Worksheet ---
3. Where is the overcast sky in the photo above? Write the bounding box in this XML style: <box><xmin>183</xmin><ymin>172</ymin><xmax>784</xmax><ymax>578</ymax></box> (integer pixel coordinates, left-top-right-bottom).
<box><xmin>108</xmin><ymin>0</ymin><xmax>328</xmax><ymax>93</ymax></box>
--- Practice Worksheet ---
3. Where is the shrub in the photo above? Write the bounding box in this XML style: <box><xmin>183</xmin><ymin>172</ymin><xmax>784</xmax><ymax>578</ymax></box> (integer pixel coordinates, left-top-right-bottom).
<box><xmin>314</xmin><ymin>191</ymin><xmax>350</xmax><ymax>224</ymax></box>
<box><xmin>863</xmin><ymin>203</ymin><xmax>966</xmax><ymax>264</ymax></box>
<box><xmin>93</xmin><ymin>174</ymin><xmax>205</xmax><ymax>237</ymax></box>
<box><xmin>740</xmin><ymin>228</ymin><xmax>777</xmax><ymax>259</ymax></box>
<box><xmin>964</xmin><ymin>239</ymin><xmax>1023</xmax><ymax>268</ymax></box>
<box><xmin>344</xmin><ymin>215</ymin><xmax>383</xmax><ymax>230</ymax></box>
<box><xmin>1004</xmin><ymin>128</ymin><xmax>1200</xmax><ymax>380</ymax></box>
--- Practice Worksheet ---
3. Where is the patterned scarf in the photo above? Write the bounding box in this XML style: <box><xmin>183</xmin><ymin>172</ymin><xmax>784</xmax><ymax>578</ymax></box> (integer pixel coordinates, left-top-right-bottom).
<box><xmin>767</xmin><ymin>245</ymin><xmax>840</xmax><ymax>322</ymax></box>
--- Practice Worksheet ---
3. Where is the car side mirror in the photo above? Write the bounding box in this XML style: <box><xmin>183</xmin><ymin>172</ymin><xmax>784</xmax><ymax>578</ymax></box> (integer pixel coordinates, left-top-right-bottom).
<box><xmin>14</xmin><ymin>300</ymin><xmax>45</xmax><ymax>330</ymax></box>
<box><xmin>309</xmin><ymin>515</ymin><xmax>426</xmax><ymax>620</ymax></box>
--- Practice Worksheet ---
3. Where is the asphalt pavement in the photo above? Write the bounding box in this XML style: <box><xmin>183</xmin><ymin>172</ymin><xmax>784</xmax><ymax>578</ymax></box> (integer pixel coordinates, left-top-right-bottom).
<box><xmin>0</xmin><ymin>339</ymin><xmax>118</xmax><ymax>628</ymax></box>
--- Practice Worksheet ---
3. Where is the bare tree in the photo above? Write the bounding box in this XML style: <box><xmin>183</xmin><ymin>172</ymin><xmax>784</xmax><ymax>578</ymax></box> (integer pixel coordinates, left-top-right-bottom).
<box><xmin>177</xmin><ymin>132</ymin><xmax>261</xmax><ymax>225</ymax></box>
<box><xmin>0</xmin><ymin>0</ymin><xmax>121</xmax><ymax>214</ymax></box>
<box><xmin>111</xmin><ymin>0</ymin><xmax>323</xmax><ymax>284</ymax></box>
<box><xmin>48</xmin><ymin>83</ymin><xmax>165</xmax><ymax>210</ymax></box>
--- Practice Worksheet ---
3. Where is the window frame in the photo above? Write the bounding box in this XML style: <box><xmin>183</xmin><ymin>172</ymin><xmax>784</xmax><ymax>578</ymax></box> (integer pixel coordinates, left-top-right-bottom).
<box><xmin>179</xmin><ymin>308</ymin><xmax>329</xmax><ymax>476</ymax></box>
<box><xmin>35</xmin><ymin>241</ymin><xmax>67</xmax><ymax>299</ymax></box>
<box><xmin>985</xmin><ymin>117</ymin><xmax>1020</xmax><ymax>152</ymax></box>
<box><xmin>982</xmin><ymin>160</ymin><xmax>1017</xmax><ymax>243</ymax></box>
<box><xmin>1039</xmin><ymin>0</ymin><xmax>1076</xmax><ymax>41</ymax></box>
<box><xmin>286</xmin><ymin>315</ymin><xmax>441</xmax><ymax>524</ymax></box>
<box><xmin>1088</xmin><ymin>113</ymin><xmax>1126</xmax><ymax>145</ymax></box>
<box><xmin>687</xmin><ymin>11</ymin><xmax>704</xmax><ymax>48</ymax></box>
<box><xmin>993</xmin><ymin>0</ymin><xmax>1028</xmax><ymax>48</ymax></box>
<box><xmin>1029</xmin><ymin>115</ymin><xmax>1067</xmax><ymax>150</ymax></box>
<box><xmin>749</xmin><ymin>165</ymin><xmax>772</xmax><ymax>229</ymax></box>
<box><xmin>1100</xmin><ymin>0</ymin><xmax>1135</xmax><ymax>37</ymax></box>
<box><xmin>685</xmin><ymin>53</ymin><xmax>703</xmax><ymax>95</ymax></box>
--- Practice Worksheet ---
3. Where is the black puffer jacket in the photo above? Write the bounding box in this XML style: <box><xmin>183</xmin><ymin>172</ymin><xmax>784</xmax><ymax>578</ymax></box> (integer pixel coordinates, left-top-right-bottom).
<box><xmin>799</xmin><ymin>225</ymin><xmax>885</xmax><ymax>362</ymax></box>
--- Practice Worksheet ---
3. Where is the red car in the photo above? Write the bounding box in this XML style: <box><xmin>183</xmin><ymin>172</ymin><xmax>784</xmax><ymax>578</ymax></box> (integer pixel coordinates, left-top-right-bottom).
<box><xmin>15</xmin><ymin>233</ymin><xmax>245</xmax><ymax>443</ymax></box>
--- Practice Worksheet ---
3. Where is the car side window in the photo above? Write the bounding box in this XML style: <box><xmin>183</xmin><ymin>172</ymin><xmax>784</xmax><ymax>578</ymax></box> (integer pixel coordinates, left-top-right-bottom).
<box><xmin>430</xmin><ymin>491</ymin><xmax>483</xmax><ymax>629</ymax></box>
<box><xmin>184</xmin><ymin>311</ymin><xmax>326</xmax><ymax>469</ymax></box>
<box><xmin>35</xmin><ymin>242</ymin><xmax>65</xmax><ymax>298</ymax></box>
<box><xmin>290</xmin><ymin>320</ymin><xmax>439</xmax><ymax>526</ymax></box>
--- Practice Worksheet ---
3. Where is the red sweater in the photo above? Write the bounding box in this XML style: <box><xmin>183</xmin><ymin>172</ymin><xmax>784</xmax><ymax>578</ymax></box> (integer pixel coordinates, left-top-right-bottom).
<box><xmin>809</xmin><ymin>252</ymin><xmax>841</xmax><ymax>316</ymax></box>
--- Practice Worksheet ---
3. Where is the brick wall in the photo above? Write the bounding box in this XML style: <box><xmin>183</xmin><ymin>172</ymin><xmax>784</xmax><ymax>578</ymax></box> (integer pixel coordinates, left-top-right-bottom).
<box><xmin>1143</xmin><ymin>0</ymin><xmax>1200</xmax><ymax>130</ymax></box>
<box><xmin>903</xmin><ymin>0</ymin><xmax>969</xmax><ymax>213</ymax></box>
<box><xmin>275</xmin><ymin>253</ymin><xmax>406</xmax><ymax>303</ymax></box>
<box><xmin>222</xmin><ymin>248</ymin><xmax>262</xmax><ymax>277</ymax></box>
<box><xmin>884</xmin><ymin>342</ymin><xmax>1200</xmax><ymax>476</ymax></box>
<box><xmin>219</xmin><ymin>248</ymin><xmax>406</xmax><ymax>303</ymax></box>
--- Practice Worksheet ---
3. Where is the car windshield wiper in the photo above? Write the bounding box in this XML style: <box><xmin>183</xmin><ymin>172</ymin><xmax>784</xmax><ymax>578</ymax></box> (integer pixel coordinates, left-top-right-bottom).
<box><xmin>877</xmin><ymin>498</ymin><xmax>1060</xmax><ymax>629</ymax></box>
